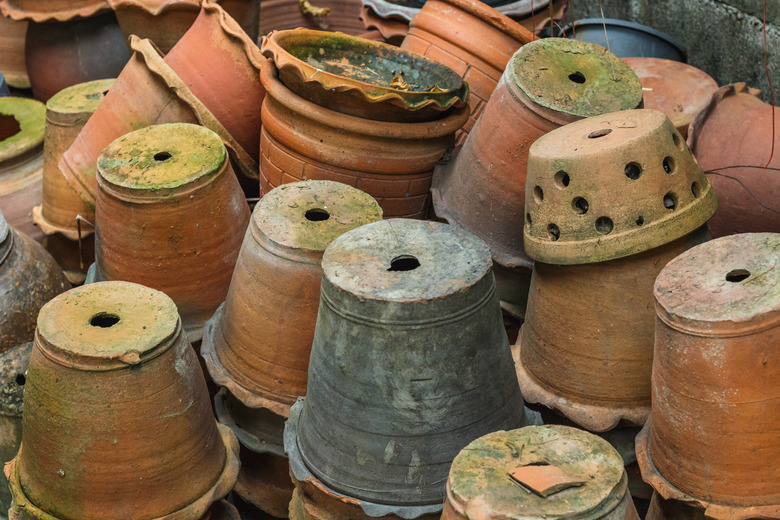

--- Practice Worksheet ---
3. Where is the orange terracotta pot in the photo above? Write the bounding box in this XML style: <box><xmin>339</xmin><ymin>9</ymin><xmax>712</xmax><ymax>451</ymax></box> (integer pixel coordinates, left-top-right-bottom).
<box><xmin>203</xmin><ymin>181</ymin><xmax>382</xmax><ymax>416</ymax></box>
<box><xmin>260</xmin><ymin>62</ymin><xmax>468</xmax><ymax>218</ymax></box>
<box><xmin>5</xmin><ymin>281</ymin><xmax>239</xmax><ymax>520</ymax></box>
<box><xmin>688</xmin><ymin>83</ymin><xmax>780</xmax><ymax>238</ymax></box>
<box><xmin>0</xmin><ymin>342</ymin><xmax>31</xmax><ymax>518</ymax></box>
<box><xmin>0</xmin><ymin>0</ymin><xmax>108</xmax><ymax>22</ymax></box>
<box><xmin>258</xmin><ymin>0</ymin><xmax>365</xmax><ymax>36</ymax></box>
<box><xmin>514</xmin><ymin>0</ymin><xmax>568</xmax><ymax>35</ymax></box>
<box><xmin>359</xmin><ymin>5</ymin><xmax>408</xmax><ymax>45</ymax></box>
<box><xmin>60</xmin><ymin>35</ymin><xmax>257</xmax><ymax>209</ymax></box>
<box><xmin>0</xmin><ymin>15</ymin><xmax>28</xmax><ymax>89</ymax></box>
<box><xmin>636</xmin><ymin>233</ymin><xmax>780</xmax><ymax>520</ymax></box>
<box><xmin>94</xmin><ymin>123</ymin><xmax>250</xmax><ymax>343</ymax></box>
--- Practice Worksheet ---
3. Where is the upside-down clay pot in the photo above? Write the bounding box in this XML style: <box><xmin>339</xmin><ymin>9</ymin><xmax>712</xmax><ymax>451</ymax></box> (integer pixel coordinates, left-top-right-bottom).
<box><xmin>432</xmin><ymin>38</ymin><xmax>643</xmax><ymax>319</ymax></box>
<box><xmin>259</xmin><ymin>0</ymin><xmax>365</xmax><ymax>35</ymax></box>
<box><xmin>94</xmin><ymin>123</ymin><xmax>250</xmax><ymax>343</ymax></box>
<box><xmin>4</xmin><ymin>281</ymin><xmax>240</xmax><ymax>520</ymax></box>
<box><xmin>688</xmin><ymin>83</ymin><xmax>780</xmax><ymax>238</ymax></box>
<box><xmin>286</xmin><ymin>219</ymin><xmax>538</xmax><ymax>516</ymax></box>
<box><xmin>636</xmin><ymin>233</ymin><xmax>780</xmax><ymax>520</ymax></box>
<box><xmin>513</xmin><ymin>109</ymin><xmax>718</xmax><ymax>432</ymax></box>
<box><xmin>0</xmin><ymin>342</ymin><xmax>31</xmax><ymax>519</ymax></box>
<box><xmin>442</xmin><ymin>426</ymin><xmax>640</xmax><ymax>520</ymax></box>
<box><xmin>260</xmin><ymin>62</ymin><xmax>468</xmax><ymax>218</ymax></box>
<box><xmin>0</xmin><ymin>16</ymin><xmax>28</xmax><ymax>89</ymax></box>
<box><xmin>60</xmin><ymin>36</ymin><xmax>257</xmax><ymax>209</ymax></box>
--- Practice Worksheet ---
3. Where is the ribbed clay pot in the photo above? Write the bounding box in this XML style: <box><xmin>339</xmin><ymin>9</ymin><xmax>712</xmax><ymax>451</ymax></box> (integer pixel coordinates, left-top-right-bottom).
<box><xmin>4</xmin><ymin>281</ymin><xmax>239</xmax><ymax>520</ymax></box>
<box><xmin>0</xmin><ymin>97</ymin><xmax>45</xmax><ymax>242</ymax></box>
<box><xmin>688</xmin><ymin>83</ymin><xmax>780</xmax><ymax>238</ymax></box>
<box><xmin>0</xmin><ymin>342</ymin><xmax>31</xmax><ymax>520</ymax></box>
<box><xmin>260</xmin><ymin>62</ymin><xmax>468</xmax><ymax>218</ymax></box>
<box><xmin>442</xmin><ymin>426</ymin><xmax>640</xmax><ymax>520</ymax></box>
<box><xmin>636</xmin><ymin>233</ymin><xmax>780</xmax><ymax>520</ymax></box>
<box><xmin>94</xmin><ymin>123</ymin><xmax>250</xmax><ymax>343</ymax></box>
<box><xmin>432</xmin><ymin>38</ymin><xmax>643</xmax><ymax>319</ymax></box>
<box><xmin>513</xmin><ymin>109</ymin><xmax>718</xmax><ymax>432</ymax></box>
<box><xmin>622</xmin><ymin>58</ymin><xmax>717</xmax><ymax>138</ymax></box>
<box><xmin>259</xmin><ymin>0</ymin><xmax>365</xmax><ymax>35</ymax></box>
<box><xmin>401</xmin><ymin>0</ymin><xmax>537</xmax><ymax>139</ymax></box>
<box><xmin>0</xmin><ymin>16</ymin><xmax>28</xmax><ymax>89</ymax></box>
<box><xmin>60</xmin><ymin>35</ymin><xmax>256</xmax><ymax>209</ymax></box>
<box><xmin>286</xmin><ymin>219</ymin><xmax>538</xmax><ymax>516</ymax></box>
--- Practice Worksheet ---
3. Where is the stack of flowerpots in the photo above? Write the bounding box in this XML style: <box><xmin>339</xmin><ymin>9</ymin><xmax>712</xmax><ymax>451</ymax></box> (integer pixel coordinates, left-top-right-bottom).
<box><xmin>637</xmin><ymin>232</ymin><xmax>780</xmax><ymax>519</ymax></box>
<box><xmin>5</xmin><ymin>281</ymin><xmax>240</xmax><ymax>519</ymax></box>
<box><xmin>260</xmin><ymin>29</ymin><xmax>469</xmax><ymax>218</ymax></box>
<box><xmin>259</xmin><ymin>0</ymin><xmax>365</xmax><ymax>36</ymax></box>
<box><xmin>286</xmin><ymin>218</ymin><xmax>540</xmax><ymax>519</ymax></box>
<box><xmin>201</xmin><ymin>180</ymin><xmax>383</xmax><ymax>518</ymax></box>
<box><xmin>432</xmin><ymin>38</ymin><xmax>643</xmax><ymax>321</ymax></box>
<box><xmin>0</xmin><ymin>342</ymin><xmax>30</xmax><ymax>520</ymax></box>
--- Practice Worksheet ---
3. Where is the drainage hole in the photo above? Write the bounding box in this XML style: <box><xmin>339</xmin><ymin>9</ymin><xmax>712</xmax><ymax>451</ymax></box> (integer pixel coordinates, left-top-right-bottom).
<box><xmin>154</xmin><ymin>151</ymin><xmax>172</xmax><ymax>162</ymax></box>
<box><xmin>305</xmin><ymin>208</ymin><xmax>330</xmax><ymax>221</ymax></box>
<box><xmin>691</xmin><ymin>182</ymin><xmax>701</xmax><ymax>198</ymax></box>
<box><xmin>663</xmin><ymin>157</ymin><xmax>675</xmax><ymax>174</ymax></box>
<box><xmin>533</xmin><ymin>186</ymin><xmax>544</xmax><ymax>203</ymax></box>
<box><xmin>547</xmin><ymin>224</ymin><xmax>560</xmax><ymax>241</ymax></box>
<box><xmin>636</xmin><ymin>216</ymin><xmax>645</xmax><ymax>226</ymax></box>
<box><xmin>625</xmin><ymin>162</ymin><xmax>642</xmax><ymax>180</ymax></box>
<box><xmin>588</xmin><ymin>129</ymin><xmax>612</xmax><ymax>139</ymax></box>
<box><xmin>90</xmin><ymin>312</ymin><xmax>120</xmax><ymax>328</ymax></box>
<box><xmin>663</xmin><ymin>192</ymin><xmax>677</xmax><ymax>210</ymax></box>
<box><xmin>0</xmin><ymin>114</ymin><xmax>21</xmax><ymax>142</ymax></box>
<box><xmin>595</xmin><ymin>217</ymin><xmax>613</xmax><ymax>235</ymax></box>
<box><xmin>554</xmin><ymin>171</ymin><xmax>570</xmax><ymax>189</ymax></box>
<box><xmin>726</xmin><ymin>269</ymin><xmax>750</xmax><ymax>283</ymax></box>
<box><xmin>15</xmin><ymin>373</ymin><xmax>25</xmax><ymax>386</ymax></box>
<box><xmin>388</xmin><ymin>255</ymin><xmax>420</xmax><ymax>272</ymax></box>
<box><xmin>568</xmin><ymin>71</ymin><xmax>586</xmax><ymax>84</ymax></box>
<box><xmin>572</xmin><ymin>197</ymin><xmax>589</xmax><ymax>214</ymax></box>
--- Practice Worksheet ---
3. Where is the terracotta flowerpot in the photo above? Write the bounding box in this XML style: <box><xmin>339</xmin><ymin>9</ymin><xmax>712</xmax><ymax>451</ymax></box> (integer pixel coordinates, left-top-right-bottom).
<box><xmin>442</xmin><ymin>426</ymin><xmax>640</xmax><ymax>520</ymax></box>
<box><xmin>636</xmin><ymin>233</ymin><xmax>780</xmax><ymax>520</ymax></box>
<box><xmin>622</xmin><ymin>58</ymin><xmax>717</xmax><ymax>138</ymax></box>
<box><xmin>203</xmin><ymin>180</ymin><xmax>382</xmax><ymax>416</ymax></box>
<box><xmin>260</xmin><ymin>62</ymin><xmax>468</xmax><ymax>218</ymax></box>
<box><xmin>5</xmin><ymin>281</ymin><xmax>239</xmax><ymax>520</ymax></box>
<box><xmin>688</xmin><ymin>83</ymin><xmax>780</xmax><ymax>238</ymax></box>
<box><xmin>0</xmin><ymin>96</ymin><xmax>44</xmax><ymax>242</ymax></box>
<box><xmin>259</xmin><ymin>0</ymin><xmax>365</xmax><ymax>36</ymax></box>
<box><xmin>401</xmin><ymin>0</ymin><xmax>537</xmax><ymax>140</ymax></box>
<box><xmin>0</xmin><ymin>0</ymin><xmax>108</xmax><ymax>21</ymax></box>
<box><xmin>0</xmin><ymin>16</ymin><xmax>28</xmax><ymax>89</ymax></box>
<box><xmin>0</xmin><ymin>213</ymin><xmax>69</xmax><ymax>355</ymax></box>
<box><xmin>94</xmin><ymin>123</ymin><xmax>250</xmax><ymax>343</ymax></box>
<box><xmin>286</xmin><ymin>219</ymin><xmax>538</xmax><ymax>514</ymax></box>
<box><xmin>60</xmin><ymin>36</ymin><xmax>257</xmax><ymax>209</ymax></box>
<box><xmin>432</xmin><ymin>39</ymin><xmax>643</xmax><ymax>319</ymax></box>
<box><xmin>0</xmin><ymin>342</ymin><xmax>31</xmax><ymax>520</ymax></box>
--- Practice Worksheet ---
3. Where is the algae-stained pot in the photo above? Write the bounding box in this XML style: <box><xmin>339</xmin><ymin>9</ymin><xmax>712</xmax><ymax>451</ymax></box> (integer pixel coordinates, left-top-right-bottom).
<box><xmin>5</xmin><ymin>281</ymin><xmax>239</xmax><ymax>520</ymax></box>
<box><xmin>0</xmin><ymin>16</ymin><xmax>28</xmax><ymax>89</ymax></box>
<box><xmin>260</xmin><ymin>62</ymin><xmax>468</xmax><ymax>218</ymax></box>
<box><xmin>432</xmin><ymin>38</ymin><xmax>643</xmax><ymax>319</ymax></box>
<box><xmin>259</xmin><ymin>0</ymin><xmax>365</xmax><ymax>35</ymax></box>
<box><xmin>443</xmin><ymin>426</ymin><xmax>640</xmax><ymax>520</ymax></box>
<box><xmin>0</xmin><ymin>342</ymin><xmax>31</xmax><ymax>520</ymax></box>
<box><xmin>637</xmin><ymin>233</ymin><xmax>780</xmax><ymax>520</ymax></box>
<box><xmin>95</xmin><ymin>123</ymin><xmax>251</xmax><ymax>343</ymax></box>
<box><xmin>202</xmin><ymin>180</ymin><xmax>383</xmax><ymax>417</ymax></box>
<box><xmin>688</xmin><ymin>83</ymin><xmax>780</xmax><ymax>238</ymax></box>
<box><xmin>286</xmin><ymin>219</ymin><xmax>537</xmax><ymax>514</ymax></box>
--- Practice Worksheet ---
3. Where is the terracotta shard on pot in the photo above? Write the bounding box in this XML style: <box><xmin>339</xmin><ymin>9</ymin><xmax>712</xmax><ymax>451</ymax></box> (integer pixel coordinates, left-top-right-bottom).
<box><xmin>688</xmin><ymin>83</ymin><xmax>780</xmax><ymax>238</ymax></box>
<box><xmin>286</xmin><ymin>219</ymin><xmax>538</xmax><ymax>515</ymax></box>
<box><xmin>0</xmin><ymin>16</ymin><xmax>28</xmax><ymax>89</ymax></box>
<box><xmin>59</xmin><ymin>36</ymin><xmax>257</xmax><ymax>209</ymax></box>
<box><xmin>0</xmin><ymin>342</ymin><xmax>31</xmax><ymax>519</ymax></box>
<box><xmin>0</xmin><ymin>0</ymin><xmax>108</xmax><ymax>21</ymax></box>
<box><xmin>259</xmin><ymin>0</ymin><xmax>365</xmax><ymax>35</ymax></box>
<box><xmin>203</xmin><ymin>180</ymin><xmax>382</xmax><ymax>417</ymax></box>
<box><xmin>4</xmin><ymin>281</ymin><xmax>239</xmax><ymax>520</ymax></box>
<box><xmin>260</xmin><ymin>62</ymin><xmax>468</xmax><ymax>218</ymax></box>
<box><xmin>443</xmin><ymin>426</ymin><xmax>640</xmax><ymax>520</ymax></box>
<box><xmin>94</xmin><ymin>123</ymin><xmax>250</xmax><ymax>343</ymax></box>
<box><xmin>636</xmin><ymin>233</ymin><xmax>780</xmax><ymax>520</ymax></box>
<box><xmin>432</xmin><ymin>38</ymin><xmax>643</xmax><ymax>319</ymax></box>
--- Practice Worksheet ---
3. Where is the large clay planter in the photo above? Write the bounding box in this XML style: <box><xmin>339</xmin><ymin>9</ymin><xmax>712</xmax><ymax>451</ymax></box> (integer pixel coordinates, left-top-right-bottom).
<box><xmin>60</xmin><ymin>36</ymin><xmax>257</xmax><ymax>209</ymax></box>
<box><xmin>0</xmin><ymin>97</ymin><xmax>44</xmax><ymax>242</ymax></box>
<box><xmin>5</xmin><ymin>281</ymin><xmax>240</xmax><ymax>520</ymax></box>
<box><xmin>442</xmin><ymin>426</ymin><xmax>640</xmax><ymax>520</ymax></box>
<box><xmin>0</xmin><ymin>16</ymin><xmax>28</xmax><ymax>89</ymax></box>
<box><xmin>636</xmin><ymin>233</ymin><xmax>780</xmax><ymax>520</ymax></box>
<box><xmin>688</xmin><ymin>83</ymin><xmax>780</xmax><ymax>238</ymax></box>
<box><xmin>259</xmin><ymin>0</ymin><xmax>365</xmax><ymax>36</ymax></box>
<box><xmin>286</xmin><ymin>219</ymin><xmax>538</xmax><ymax>515</ymax></box>
<box><xmin>432</xmin><ymin>39</ymin><xmax>643</xmax><ymax>319</ymax></box>
<box><xmin>0</xmin><ymin>342</ymin><xmax>30</xmax><ymax>520</ymax></box>
<box><xmin>94</xmin><ymin>123</ymin><xmax>250</xmax><ymax>343</ymax></box>
<box><xmin>260</xmin><ymin>62</ymin><xmax>468</xmax><ymax>218</ymax></box>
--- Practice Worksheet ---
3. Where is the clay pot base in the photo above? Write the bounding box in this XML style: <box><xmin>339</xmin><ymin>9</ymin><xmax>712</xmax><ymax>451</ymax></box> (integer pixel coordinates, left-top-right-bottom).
<box><xmin>234</xmin><ymin>447</ymin><xmax>295</xmax><ymax>519</ymax></box>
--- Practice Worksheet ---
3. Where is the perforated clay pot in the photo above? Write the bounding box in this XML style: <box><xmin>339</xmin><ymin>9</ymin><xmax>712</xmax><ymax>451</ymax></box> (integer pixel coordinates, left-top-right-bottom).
<box><xmin>0</xmin><ymin>342</ymin><xmax>31</xmax><ymax>520</ymax></box>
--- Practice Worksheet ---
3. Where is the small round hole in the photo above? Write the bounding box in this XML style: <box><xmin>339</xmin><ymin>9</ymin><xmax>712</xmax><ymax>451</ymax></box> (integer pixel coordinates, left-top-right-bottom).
<box><xmin>568</xmin><ymin>71</ymin><xmax>586</xmax><ymax>84</ymax></box>
<box><xmin>554</xmin><ymin>171</ymin><xmax>570</xmax><ymax>189</ymax></box>
<box><xmin>663</xmin><ymin>157</ymin><xmax>675</xmax><ymax>174</ymax></box>
<box><xmin>90</xmin><ymin>312</ymin><xmax>120</xmax><ymax>328</ymax></box>
<box><xmin>625</xmin><ymin>162</ymin><xmax>642</xmax><ymax>180</ymax></box>
<box><xmin>154</xmin><ymin>152</ymin><xmax>172</xmax><ymax>162</ymax></box>
<box><xmin>726</xmin><ymin>269</ymin><xmax>750</xmax><ymax>283</ymax></box>
<box><xmin>572</xmin><ymin>197</ymin><xmax>589</xmax><ymax>214</ymax></box>
<box><xmin>388</xmin><ymin>255</ymin><xmax>420</xmax><ymax>272</ymax></box>
<box><xmin>664</xmin><ymin>192</ymin><xmax>677</xmax><ymax>210</ymax></box>
<box><xmin>533</xmin><ymin>186</ymin><xmax>544</xmax><ymax>203</ymax></box>
<box><xmin>305</xmin><ymin>208</ymin><xmax>330</xmax><ymax>221</ymax></box>
<box><xmin>691</xmin><ymin>182</ymin><xmax>701</xmax><ymax>198</ymax></box>
<box><xmin>595</xmin><ymin>217</ymin><xmax>613</xmax><ymax>235</ymax></box>
<box><xmin>547</xmin><ymin>224</ymin><xmax>560</xmax><ymax>241</ymax></box>
<box><xmin>636</xmin><ymin>216</ymin><xmax>645</xmax><ymax>226</ymax></box>
<box><xmin>15</xmin><ymin>374</ymin><xmax>25</xmax><ymax>386</ymax></box>
<box><xmin>588</xmin><ymin>129</ymin><xmax>612</xmax><ymax>139</ymax></box>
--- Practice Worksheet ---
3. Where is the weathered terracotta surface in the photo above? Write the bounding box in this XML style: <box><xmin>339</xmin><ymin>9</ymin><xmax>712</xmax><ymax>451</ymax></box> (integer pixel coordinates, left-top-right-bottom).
<box><xmin>0</xmin><ymin>342</ymin><xmax>30</xmax><ymax>519</ymax></box>
<box><xmin>623</xmin><ymin>58</ymin><xmax>717</xmax><ymax>138</ymax></box>
<box><xmin>260</xmin><ymin>62</ymin><xmax>468</xmax><ymax>218</ymax></box>
<box><xmin>23</xmin><ymin>12</ymin><xmax>130</xmax><ymax>102</ymax></box>
<box><xmin>0</xmin><ymin>16</ymin><xmax>28</xmax><ymax>89</ymax></box>
<box><xmin>259</xmin><ymin>0</ymin><xmax>365</xmax><ymax>35</ymax></box>
<box><xmin>513</xmin><ymin>228</ymin><xmax>709</xmax><ymax>432</ymax></box>
<box><xmin>94</xmin><ymin>124</ymin><xmax>250</xmax><ymax>343</ymax></box>
<box><xmin>0</xmin><ymin>97</ymin><xmax>45</xmax><ymax>242</ymax></box>
<box><xmin>524</xmin><ymin>109</ymin><xmax>718</xmax><ymax>265</ymax></box>
<box><xmin>0</xmin><ymin>0</ymin><xmax>108</xmax><ymax>21</ymax></box>
<box><xmin>203</xmin><ymin>181</ymin><xmax>382</xmax><ymax>416</ymax></box>
<box><xmin>60</xmin><ymin>36</ymin><xmax>256</xmax><ymax>208</ymax></box>
<box><xmin>688</xmin><ymin>83</ymin><xmax>780</xmax><ymax>238</ymax></box>
<box><xmin>235</xmin><ymin>447</ymin><xmax>295</xmax><ymax>518</ymax></box>
<box><xmin>637</xmin><ymin>233</ymin><xmax>780</xmax><ymax>520</ymax></box>
<box><xmin>442</xmin><ymin>426</ymin><xmax>640</xmax><ymax>520</ymax></box>
<box><xmin>6</xmin><ymin>281</ymin><xmax>239</xmax><ymax>520</ymax></box>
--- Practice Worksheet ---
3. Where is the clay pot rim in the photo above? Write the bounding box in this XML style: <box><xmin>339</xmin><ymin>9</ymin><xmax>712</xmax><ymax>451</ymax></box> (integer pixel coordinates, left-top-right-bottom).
<box><xmin>212</xmin><ymin>386</ymin><xmax>288</xmax><ymax>456</ymax></box>
<box><xmin>0</xmin><ymin>0</ymin><xmax>110</xmax><ymax>21</ymax></box>
<box><xmin>416</xmin><ymin>0</ymin><xmax>537</xmax><ymax>44</ymax></box>
<box><xmin>31</xmin><ymin>205</ymin><xmax>95</xmax><ymax>240</ymax></box>
<box><xmin>0</xmin><ymin>97</ymin><xmax>45</xmax><ymax>164</ymax></box>
<box><xmin>636</xmin><ymin>421</ymin><xmax>780</xmax><ymax>520</ymax></box>
<box><xmin>687</xmin><ymin>82</ymin><xmax>764</xmax><ymax>154</ymax></box>
<box><xmin>106</xmin><ymin>0</ymin><xmax>200</xmax><ymax>15</ymax></box>
<box><xmin>45</xmin><ymin>78</ymin><xmax>116</xmax><ymax>119</ymax></box>
<box><xmin>261</xmin><ymin>61</ymin><xmax>470</xmax><ymax>139</ymax></box>
<box><xmin>200</xmin><ymin>0</ymin><xmax>266</xmax><ymax>73</ymax></box>
<box><xmin>511</xmin><ymin>341</ymin><xmax>649</xmax><ymax>432</ymax></box>
<box><xmin>5</xmin><ymin>423</ymin><xmax>240</xmax><ymax>520</ymax></box>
